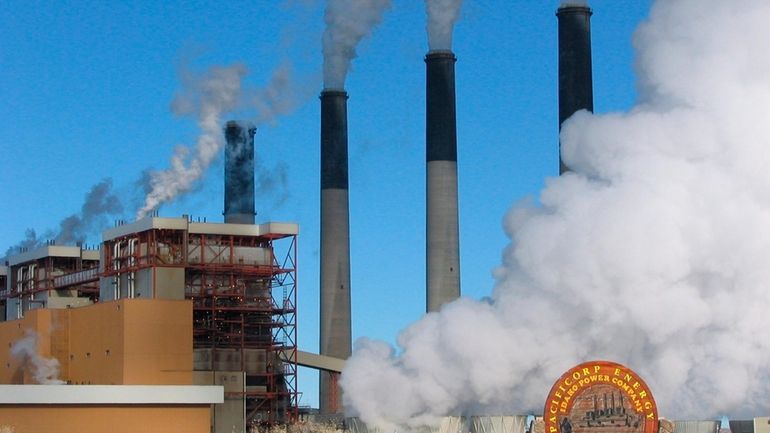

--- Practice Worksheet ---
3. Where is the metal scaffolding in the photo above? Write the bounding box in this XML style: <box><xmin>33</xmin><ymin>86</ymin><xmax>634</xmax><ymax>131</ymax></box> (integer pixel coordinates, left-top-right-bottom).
<box><xmin>0</xmin><ymin>245</ymin><xmax>100</xmax><ymax>319</ymax></box>
<box><xmin>98</xmin><ymin>219</ymin><xmax>299</xmax><ymax>427</ymax></box>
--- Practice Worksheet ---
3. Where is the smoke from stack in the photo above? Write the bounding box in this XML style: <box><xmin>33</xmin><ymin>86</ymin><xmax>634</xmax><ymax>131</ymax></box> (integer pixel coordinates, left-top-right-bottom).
<box><xmin>3</xmin><ymin>178</ymin><xmax>123</xmax><ymax>258</ymax></box>
<box><xmin>322</xmin><ymin>0</ymin><xmax>392</xmax><ymax>90</ymax></box>
<box><xmin>318</xmin><ymin>0</ymin><xmax>391</xmax><ymax>414</ymax></box>
<box><xmin>137</xmin><ymin>62</ymin><xmax>304</xmax><ymax>219</ymax></box>
<box><xmin>425</xmin><ymin>0</ymin><xmax>463</xmax><ymax>52</ymax></box>
<box><xmin>342</xmin><ymin>0</ymin><xmax>770</xmax><ymax>429</ymax></box>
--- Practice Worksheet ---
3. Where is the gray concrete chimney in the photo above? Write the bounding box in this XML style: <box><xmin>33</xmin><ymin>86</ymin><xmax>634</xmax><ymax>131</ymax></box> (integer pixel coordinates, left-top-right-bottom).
<box><xmin>319</xmin><ymin>89</ymin><xmax>351</xmax><ymax>414</ymax></box>
<box><xmin>426</xmin><ymin>51</ymin><xmax>461</xmax><ymax>312</ymax></box>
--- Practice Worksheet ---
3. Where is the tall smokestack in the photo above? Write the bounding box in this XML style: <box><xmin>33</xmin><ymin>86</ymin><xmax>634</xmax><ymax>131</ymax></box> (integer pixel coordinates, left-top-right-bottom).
<box><xmin>319</xmin><ymin>89</ymin><xmax>351</xmax><ymax>414</ymax></box>
<box><xmin>426</xmin><ymin>51</ymin><xmax>461</xmax><ymax>312</ymax></box>
<box><xmin>557</xmin><ymin>4</ymin><xmax>594</xmax><ymax>174</ymax></box>
<box><xmin>223</xmin><ymin>120</ymin><xmax>256</xmax><ymax>224</ymax></box>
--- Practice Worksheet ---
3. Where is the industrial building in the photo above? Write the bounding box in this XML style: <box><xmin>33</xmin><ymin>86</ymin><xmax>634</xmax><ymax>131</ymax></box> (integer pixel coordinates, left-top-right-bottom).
<box><xmin>0</xmin><ymin>216</ymin><xmax>298</xmax><ymax>431</ymax></box>
<box><xmin>1</xmin><ymin>2</ymin><xmax>765</xmax><ymax>433</ymax></box>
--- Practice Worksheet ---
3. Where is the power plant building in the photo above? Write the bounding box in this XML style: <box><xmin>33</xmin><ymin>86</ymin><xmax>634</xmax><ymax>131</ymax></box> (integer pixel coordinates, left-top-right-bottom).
<box><xmin>0</xmin><ymin>217</ymin><xmax>298</xmax><ymax>433</ymax></box>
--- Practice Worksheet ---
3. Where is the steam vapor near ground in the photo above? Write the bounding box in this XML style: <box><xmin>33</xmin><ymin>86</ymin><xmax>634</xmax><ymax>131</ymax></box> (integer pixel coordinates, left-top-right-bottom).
<box><xmin>425</xmin><ymin>0</ymin><xmax>463</xmax><ymax>52</ymax></box>
<box><xmin>342</xmin><ymin>0</ymin><xmax>770</xmax><ymax>429</ymax></box>
<box><xmin>322</xmin><ymin>0</ymin><xmax>391</xmax><ymax>90</ymax></box>
<box><xmin>137</xmin><ymin>62</ymin><xmax>304</xmax><ymax>219</ymax></box>
<box><xmin>11</xmin><ymin>330</ymin><xmax>65</xmax><ymax>385</ymax></box>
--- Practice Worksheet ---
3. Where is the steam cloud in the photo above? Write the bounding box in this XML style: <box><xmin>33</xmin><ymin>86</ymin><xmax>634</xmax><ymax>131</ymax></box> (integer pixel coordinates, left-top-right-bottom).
<box><xmin>3</xmin><ymin>178</ymin><xmax>122</xmax><ymax>258</ymax></box>
<box><xmin>57</xmin><ymin>178</ymin><xmax>123</xmax><ymax>245</ymax></box>
<box><xmin>425</xmin><ymin>0</ymin><xmax>463</xmax><ymax>52</ymax></box>
<box><xmin>11</xmin><ymin>330</ymin><xmax>65</xmax><ymax>385</ymax></box>
<box><xmin>137</xmin><ymin>62</ymin><xmax>304</xmax><ymax>219</ymax></box>
<box><xmin>137</xmin><ymin>64</ymin><xmax>247</xmax><ymax>219</ymax></box>
<box><xmin>342</xmin><ymin>0</ymin><xmax>770</xmax><ymax>429</ymax></box>
<box><xmin>322</xmin><ymin>0</ymin><xmax>392</xmax><ymax>90</ymax></box>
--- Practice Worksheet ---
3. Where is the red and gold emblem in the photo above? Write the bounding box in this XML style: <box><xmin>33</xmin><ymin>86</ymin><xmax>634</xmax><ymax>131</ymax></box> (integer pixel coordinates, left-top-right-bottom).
<box><xmin>544</xmin><ymin>361</ymin><xmax>658</xmax><ymax>433</ymax></box>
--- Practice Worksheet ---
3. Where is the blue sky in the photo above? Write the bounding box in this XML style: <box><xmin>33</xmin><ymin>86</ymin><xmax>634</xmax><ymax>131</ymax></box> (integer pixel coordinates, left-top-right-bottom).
<box><xmin>0</xmin><ymin>0</ymin><xmax>651</xmax><ymax>408</ymax></box>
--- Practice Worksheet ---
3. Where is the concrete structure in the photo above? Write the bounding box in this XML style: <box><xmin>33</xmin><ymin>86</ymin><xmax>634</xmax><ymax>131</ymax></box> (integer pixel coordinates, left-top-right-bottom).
<box><xmin>557</xmin><ymin>4</ymin><xmax>594</xmax><ymax>174</ymax></box>
<box><xmin>296</xmin><ymin>349</ymin><xmax>345</xmax><ymax>373</ymax></box>
<box><xmin>426</xmin><ymin>50</ymin><xmax>461</xmax><ymax>312</ymax></box>
<box><xmin>0</xmin><ymin>385</ymin><xmax>222</xmax><ymax>433</ymax></box>
<box><xmin>319</xmin><ymin>89</ymin><xmax>352</xmax><ymax>414</ymax></box>
<box><xmin>755</xmin><ymin>418</ymin><xmax>770</xmax><ymax>433</ymax></box>
<box><xmin>100</xmin><ymin>216</ymin><xmax>299</xmax><ymax>429</ymax></box>
<box><xmin>224</xmin><ymin>120</ymin><xmax>257</xmax><ymax>224</ymax></box>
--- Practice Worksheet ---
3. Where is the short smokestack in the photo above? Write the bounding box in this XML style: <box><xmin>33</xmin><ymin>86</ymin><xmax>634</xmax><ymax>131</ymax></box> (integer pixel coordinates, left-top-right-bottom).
<box><xmin>223</xmin><ymin>120</ymin><xmax>256</xmax><ymax>224</ymax></box>
<box><xmin>426</xmin><ymin>50</ymin><xmax>461</xmax><ymax>312</ymax></box>
<box><xmin>557</xmin><ymin>4</ymin><xmax>594</xmax><ymax>174</ymax></box>
<box><xmin>319</xmin><ymin>89</ymin><xmax>351</xmax><ymax>414</ymax></box>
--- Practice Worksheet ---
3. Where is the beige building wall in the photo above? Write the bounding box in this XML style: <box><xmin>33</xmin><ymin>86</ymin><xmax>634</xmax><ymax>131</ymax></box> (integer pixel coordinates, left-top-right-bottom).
<box><xmin>0</xmin><ymin>299</ymin><xmax>192</xmax><ymax>385</ymax></box>
<box><xmin>0</xmin><ymin>405</ymin><xmax>211</xmax><ymax>433</ymax></box>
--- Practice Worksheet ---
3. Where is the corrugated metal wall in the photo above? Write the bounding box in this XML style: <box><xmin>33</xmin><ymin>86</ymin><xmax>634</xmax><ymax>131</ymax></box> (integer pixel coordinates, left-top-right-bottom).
<box><xmin>730</xmin><ymin>420</ymin><xmax>754</xmax><ymax>433</ymax></box>
<box><xmin>346</xmin><ymin>416</ymin><xmax>528</xmax><ymax>433</ymax></box>
<box><xmin>674</xmin><ymin>420</ymin><xmax>720</xmax><ymax>433</ymax></box>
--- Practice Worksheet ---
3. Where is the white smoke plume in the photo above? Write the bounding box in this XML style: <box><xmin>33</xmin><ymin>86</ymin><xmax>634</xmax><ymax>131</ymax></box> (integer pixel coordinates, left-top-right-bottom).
<box><xmin>57</xmin><ymin>178</ymin><xmax>123</xmax><ymax>245</ymax></box>
<box><xmin>137</xmin><ymin>62</ymin><xmax>305</xmax><ymax>219</ymax></box>
<box><xmin>4</xmin><ymin>178</ymin><xmax>122</xmax><ymax>259</ymax></box>
<box><xmin>136</xmin><ymin>64</ymin><xmax>247</xmax><ymax>219</ymax></box>
<box><xmin>342</xmin><ymin>0</ymin><xmax>770</xmax><ymax>429</ymax></box>
<box><xmin>322</xmin><ymin>0</ymin><xmax>392</xmax><ymax>90</ymax></box>
<box><xmin>10</xmin><ymin>330</ymin><xmax>65</xmax><ymax>385</ymax></box>
<box><xmin>425</xmin><ymin>0</ymin><xmax>463</xmax><ymax>52</ymax></box>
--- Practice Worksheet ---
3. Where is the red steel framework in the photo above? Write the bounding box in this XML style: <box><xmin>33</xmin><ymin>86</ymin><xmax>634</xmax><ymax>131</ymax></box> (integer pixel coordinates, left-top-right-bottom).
<box><xmin>99</xmin><ymin>224</ymin><xmax>298</xmax><ymax>426</ymax></box>
<box><xmin>0</xmin><ymin>247</ymin><xmax>100</xmax><ymax>317</ymax></box>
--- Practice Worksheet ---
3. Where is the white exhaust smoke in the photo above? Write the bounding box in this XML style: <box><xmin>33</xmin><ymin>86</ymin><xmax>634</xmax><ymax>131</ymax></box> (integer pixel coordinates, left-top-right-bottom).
<box><xmin>137</xmin><ymin>62</ymin><xmax>305</xmax><ymax>219</ymax></box>
<box><xmin>137</xmin><ymin>63</ymin><xmax>246</xmax><ymax>219</ymax></box>
<box><xmin>425</xmin><ymin>0</ymin><xmax>463</xmax><ymax>52</ymax></box>
<box><xmin>322</xmin><ymin>0</ymin><xmax>391</xmax><ymax>90</ymax></box>
<box><xmin>10</xmin><ymin>330</ymin><xmax>65</xmax><ymax>385</ymax></box>
<box><xmin>341</xmin><ymin>0</ymin><xmax>770</xmax><ymax>429</ymax></box>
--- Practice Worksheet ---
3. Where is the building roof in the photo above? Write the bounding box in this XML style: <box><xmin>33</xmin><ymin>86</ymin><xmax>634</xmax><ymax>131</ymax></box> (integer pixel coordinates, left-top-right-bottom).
<box><xmin>103</xmin><ymin>216</ymin><xmax>298</xmax><ymax>241</ymax></box>
<box><xmin>0</xmin><ymin>385</ymin><xmax>223</xmax><ymax>404</ymax></box>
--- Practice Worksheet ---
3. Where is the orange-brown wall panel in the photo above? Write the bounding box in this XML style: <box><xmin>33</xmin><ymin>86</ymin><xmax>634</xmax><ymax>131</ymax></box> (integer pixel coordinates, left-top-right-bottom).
<box><xmin>0</xmin><ymin>299</ymin><xmax>193</xmax><ymax>386</ymax></box>
<box><xmin>0</xmin><ymin>405</ymin><xmax>211</xmax><ymax>433</ymax></box>
<box><xmin>68</xmin><ymin>300</ymin><xmax>125</xmax><ymax>384</ymax></box>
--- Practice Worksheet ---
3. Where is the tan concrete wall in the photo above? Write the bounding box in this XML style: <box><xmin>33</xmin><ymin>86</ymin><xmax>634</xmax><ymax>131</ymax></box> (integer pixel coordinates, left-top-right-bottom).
<box><xmin>0</xmin><ymin>405</ymin><xmax>211</xmax><ymax>433</ymax></box>
<box><xmin>68</xmin><ymin>300</ymin><xmax>125</xmax><ymax>384</ymax></box>
<box><xmin>122</xmin><ymin>299</ymin><xmax>192</xmax><ymax>384</ymax></box>
<box><xmin>0</xmin><ymin>299</ymin><xmax>192</xmax><ymax>385</ymax></box>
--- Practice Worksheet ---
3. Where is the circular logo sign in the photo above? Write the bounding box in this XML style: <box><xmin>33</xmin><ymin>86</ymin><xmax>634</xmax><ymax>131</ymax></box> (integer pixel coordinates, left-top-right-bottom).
<box><xmin>544</xmin><ymin>361</ymin><xmax>658</xmax><ymax>433</ymax></box>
